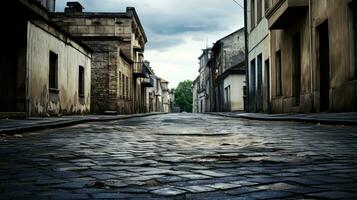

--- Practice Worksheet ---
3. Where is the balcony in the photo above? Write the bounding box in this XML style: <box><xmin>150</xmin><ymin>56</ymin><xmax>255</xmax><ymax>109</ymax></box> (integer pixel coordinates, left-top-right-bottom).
<box><xmin>133</xmin><ymin>62</ymin><xmax>149</xmax><ymax>78</ymax></box>
<box><xmin>141</xmin><ymin>75</ymin><xmax>154</xmax><ymax>87</ymax></box>
<box><xmin>266</xmin><ymin>0</ymin><xmax>308</xmax><ymax>29</ymax></box>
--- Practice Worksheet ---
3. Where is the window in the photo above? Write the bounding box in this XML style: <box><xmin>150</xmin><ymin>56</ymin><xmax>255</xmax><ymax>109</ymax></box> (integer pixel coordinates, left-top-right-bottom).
<box><xmin>49</xmin><ymin>51</ymin><xmax>58</xmax><ymax>90</ymax></box>
<box><xmin>78</xmin><ymin>66</ymin><xmax>85</xmax><ymax>97</ymax></box>
<box><xmin>250</xmin><ymin>0</ymin><xmax>256</xmax><ymax>30</ymax></box>
<box><xmin>118</xmin><ymin>72</ymin><xmax>122</xmax><ymax>98</ymax></box>
<box><xmin>257</xmin><ymin>0</ymin><xmax>262</xmax><ymax>22</ymax></box>
<box><xmin>293</xmin><ymin>33</ymin><xmax>301</xmax><ymax>106</ymax></box>
<box><xmin>125</xmin><ymin>76</ymin><xmax>129</xmax><ymax>100</ymax></box>
<box><xmin>276</xmin><ymin>50</ymin><xmax>282</xmax><ymax>96</ymax></box>
<box><xmin>122</xmin><ymin>74</ymin><xmax>125</xmax><ymax>98</ymax></box>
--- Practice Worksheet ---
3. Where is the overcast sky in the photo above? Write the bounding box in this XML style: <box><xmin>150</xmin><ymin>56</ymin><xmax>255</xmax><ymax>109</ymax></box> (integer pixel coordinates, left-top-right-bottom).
<box><xmin>56</xmin><ymin>0</ymin><xmax>245</xmax><ymax>88</ymax></box>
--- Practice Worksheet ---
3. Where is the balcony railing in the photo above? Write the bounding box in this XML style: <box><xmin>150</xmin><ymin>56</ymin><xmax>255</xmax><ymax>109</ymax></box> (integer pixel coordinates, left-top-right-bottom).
<box><xmin>141</xmin><ymin>75</ymin><xmax>154</xmax><ymax>87</ymax></box>
<box><xmin>133</xmin><ymin>62</ymin><xmax>148</xmax><ymax>78</ymax></box>
<box><xmin>266</xmin><ymin>0</ymin><xmax>308</xmax><ymax>29</ymax></box>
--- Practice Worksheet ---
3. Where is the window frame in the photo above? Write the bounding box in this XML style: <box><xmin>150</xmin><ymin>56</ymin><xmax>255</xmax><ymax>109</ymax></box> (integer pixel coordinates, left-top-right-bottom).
<box><xmin>78</xmin><ymin>66</ymin><xmax>85</xmax><ymax>97</ymax></box>
<box><xmin>49</xmin><ymin>51</ymin><xmax>59</xmax><ymax>91</ymax></box>
<box><xmin>276</xmin><ymin>50</ymin><xmax>282</xmax><ymax>97</ymax></box>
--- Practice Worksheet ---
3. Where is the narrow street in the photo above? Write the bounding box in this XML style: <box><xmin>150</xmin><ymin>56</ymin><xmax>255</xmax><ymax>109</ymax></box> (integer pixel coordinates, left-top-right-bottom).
<box><xmin>1</xmin><ymin>114</ymin><xmax>357</xmax><ymax>199</ymax></box>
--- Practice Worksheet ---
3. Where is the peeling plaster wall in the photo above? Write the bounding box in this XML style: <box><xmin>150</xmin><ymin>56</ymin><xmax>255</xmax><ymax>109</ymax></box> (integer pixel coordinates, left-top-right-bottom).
<box><xmin>223</xmin><ymin>74</ymin><xmax>245</xmax><ymax>111</ymax></box>
<box><xmin>27</xmin><ymin>21</ymin><xmax>91</xmax><ymax>116</ymax></box>
<box><xmin>269</xmin><ymin>0</ymin><xmax>357</xmax><ymax>113</ymax></box>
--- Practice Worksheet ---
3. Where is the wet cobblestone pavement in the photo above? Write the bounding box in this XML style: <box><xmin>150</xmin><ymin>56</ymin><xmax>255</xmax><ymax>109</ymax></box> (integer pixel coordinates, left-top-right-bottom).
<box><xmin>1</xmin><ymin>113</ymin><xmax>357</xmax><ymax>199</ymax></box>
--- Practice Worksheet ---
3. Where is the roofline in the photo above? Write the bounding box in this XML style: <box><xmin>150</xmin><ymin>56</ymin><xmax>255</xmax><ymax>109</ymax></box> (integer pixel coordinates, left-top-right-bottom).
<box><xmin>19</xmin><ymin>0</ymin><xmax>93</xmax><ymax>53</ymax></box>
<box><xmin>52</xmin><ymin>7</ymin><xmax>147</xmax><ymax>43</ymax></box>
<box><xmin>215</xmin><ymin>27</ymin><xmax>245</xmax><ymax>44</ymax></box>
<box><xmin>127</xmin><ymin>7</ymin><xmax>147</xmax><ymax>43</ymax></box>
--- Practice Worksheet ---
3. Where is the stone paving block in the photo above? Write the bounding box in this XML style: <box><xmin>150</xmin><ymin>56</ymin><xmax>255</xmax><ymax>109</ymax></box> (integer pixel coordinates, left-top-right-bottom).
<box><xmin>225</xmin><ymin>187</ymin><xmax>262</xmax><ymax>196</ymax></box>
<box><xmin>307</xmin><ymin>191</ymin><xmax>357</xmax><ymax>199</ymax></box>
<box><xmin>255</xmin><ymin>182</ymin><xmax>298</xmax><ymax>190</ymax></box>
<box><xmin>179</xmin><ymin>185</ymin><xmax>217</xmax><ymax>193</ymax></box>
<box><xmin>179</xmin><ymin>174</ymin><xmax>211</xmax><ymax>180</ymax></box>
<box><xmin>156</xmin><ymin>176</ymin><xmax>188</xmax><ymax>183</ymax></box>
<box><xmin>184</xmin><ymin>191</ymin><xmax>239</xmax><ymax>200</ymax></box>
<box><xmin>194</xmin><ymin>170</ymin><xmax>231</xmax><ymax>177</ymax></box>
<box><xmin>248</xmin><ymin>190</ymin><xmax>294</xmax><ymax>199</ymax></box>
<box><xmin>91</xmin><ymin>192</ymin><xmax>130</xmax><ymax>199</ymax></box>
<box><xmin>206</xmin><ymin>182</ymin><xmax>242</xmax><ymax>190</ymax></box>
<box><xmin>50</xmin><ymin>181</ymin><xmax>88</xmax><ymax>189</ymax></box>
<box><xmin>150</xmin><ymin>187</ymin><xmax>186</xmax><ymax>196</ymax></box>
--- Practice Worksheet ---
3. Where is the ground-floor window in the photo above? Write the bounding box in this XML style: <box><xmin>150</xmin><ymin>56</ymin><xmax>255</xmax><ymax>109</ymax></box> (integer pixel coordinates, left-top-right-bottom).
<box><xmin>276</xmin><ymin>50</ymin><xmax>282</xmax><ymax>96</ymax></box>
<box><xmin>78</xmin><ymin>66</ymin><xmax>85</xmax><ymax>97</ymax></box>
<box><xmin>49</xmin><ymin>51</ymin><xmax>58</xmax><ymax>90</ymax></box>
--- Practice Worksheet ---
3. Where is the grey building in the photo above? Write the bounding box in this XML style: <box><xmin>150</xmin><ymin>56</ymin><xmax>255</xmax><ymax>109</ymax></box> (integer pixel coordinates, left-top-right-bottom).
<box><xmin>211</xmin><ymin>28</ymin><xmax>246</xmax><ymax>112</ymax></box>
<box><xmin>52</xmin><ymin>3</ymin><xmax>153</xmax><ymax>114</ymax></box>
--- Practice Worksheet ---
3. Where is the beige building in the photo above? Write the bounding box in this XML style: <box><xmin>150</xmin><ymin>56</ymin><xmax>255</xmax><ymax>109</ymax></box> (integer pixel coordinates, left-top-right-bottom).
<box><xmin>212</xmin><ymin>29</ymin><xmax>246</xmax><ymax>112</ymax></box>
<box><xmin>53</xmin><ymin>3</ymin><xmax>151</xmax><ymax>114</ymax></box>
<box><xmin>266</xmin><ymin>0</ymin><xmax>357</xmax><ymax>113</ymax></box>
<box><xmin>161</xmin><ymin>79</ymin><xmax>170</xmax><ymax>113</ymax></box>
<box><xmin>0</xmin><ymin>0</ymin><xmax>91</xmax><ymax>118</ymax></box>
<box><xmin>147</xmin><ymin>75</ymin><xmax>170</xmax><ymax>113</ymax></box>
<box><xmin>246</xmin><ymin>0</ymin><xmax>271</xmax><ymax>113</ymax></box>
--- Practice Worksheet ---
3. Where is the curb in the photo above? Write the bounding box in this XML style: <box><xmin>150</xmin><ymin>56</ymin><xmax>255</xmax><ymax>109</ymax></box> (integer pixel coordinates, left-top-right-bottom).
<box><xmin>207</xmin><ymin>113</ymin><xmax>357</xmax><ymax>126</ymax></box>
<box><xmin>0</xmin><ymin>113</ymin><xmax>167</xmax><ymax>135</ymax></box>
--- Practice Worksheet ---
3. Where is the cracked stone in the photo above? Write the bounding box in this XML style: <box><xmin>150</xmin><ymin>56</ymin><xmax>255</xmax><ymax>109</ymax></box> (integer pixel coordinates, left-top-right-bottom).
<box><xmin>150</xmin><ymin>187</ymin><xmax>186</xmax><ymax>196</ymax></box>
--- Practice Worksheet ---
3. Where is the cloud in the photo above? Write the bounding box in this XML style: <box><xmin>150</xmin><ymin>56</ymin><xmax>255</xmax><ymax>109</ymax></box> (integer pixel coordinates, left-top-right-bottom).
<box><xmin>56</xmin><ymin>0</ymin><xmax>245</xmax><ymax>87</ymax></box>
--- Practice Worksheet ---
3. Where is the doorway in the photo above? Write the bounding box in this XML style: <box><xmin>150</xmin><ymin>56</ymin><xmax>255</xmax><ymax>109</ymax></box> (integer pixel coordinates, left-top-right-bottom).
<box><xmin>264</xmin><ymin>59</ymin><xmax>270</xmax><ymax>112</ymax></box>
<box><xmin>293</xmin><ymin>33</ymin><xmax>301</xmax><ymax>106</ymax></box>
<box><xmin>249</xmin><ymin>59</ymin><xmax>256</xmax><ymax>112</ymax></box>
<box><xmin>318</xmin><ymin>20</ymin><xmax>330</xmax><ymax>112</ymax></box>
<box><xmin>257</xmin><ymin>54</ymin><xmax>263</xmax><ymax>112</ymax></box>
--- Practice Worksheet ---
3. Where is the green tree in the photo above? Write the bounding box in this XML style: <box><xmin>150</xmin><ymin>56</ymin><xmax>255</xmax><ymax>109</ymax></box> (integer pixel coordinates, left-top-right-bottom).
<box><xmin>174</xmin><ymin>80</ymin><xmax>193</xmax><ymax>112</ymax></box>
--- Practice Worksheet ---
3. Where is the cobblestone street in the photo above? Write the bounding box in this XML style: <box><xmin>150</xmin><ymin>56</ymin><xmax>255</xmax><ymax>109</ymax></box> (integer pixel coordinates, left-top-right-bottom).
<box><xmin>1</xmin><ymin>113</ymin><xmax>357</xmax><ymax>199</ymax></box>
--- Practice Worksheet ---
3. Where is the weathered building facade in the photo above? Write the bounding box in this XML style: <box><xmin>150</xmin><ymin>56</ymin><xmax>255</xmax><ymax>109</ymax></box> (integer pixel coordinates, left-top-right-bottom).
<box><xmin>194</xmin><ymin>48</ymin><xmax>213</xmax><ymax>113</ymax></box>
<box><xmin>246</xmin><ymin>0</ymin><xmax>271</xmax><ymax>113</ymax></box>
<box><xmin>212</xmin><ymin>28</ymin><xmax>246</xmax><ymax>112</ymax></box>
<box><xmin>161</xmin><ymin>79</ymin><xmax>170</xmax><ymax>113</ymax></box>
<box><xmin>0</xmin><ymin>0</ymin><xmax>91</xmax><ymax>118</ymax></box>
<box><xmin>53</xmin><ymin>4</ymin><xmax>151</xmax><ymax>114</ymax></box>
<box><xmin>192</xmin><ymin>77</ymin><xmax>200</xmax><ymax>113</ymax></box>
<box><xmin>146</xmin><ymin>75</ymin><xmax>170</xmax><ymax>113</ymax></box>
<box><xmin>266</xmin><ymin>0</ymin><xmax>357</xmax><ymax>113</ymax></box>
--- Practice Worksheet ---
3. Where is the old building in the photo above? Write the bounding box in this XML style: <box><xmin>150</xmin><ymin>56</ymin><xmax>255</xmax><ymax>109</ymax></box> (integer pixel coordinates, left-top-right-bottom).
<box><xmin>245</xmin><ymin>0</ymin><xmax>271</xmax><ymax>113</ymax></box>
<box><xmin>160</xmin><ymin>79</ymin><xmax>170</xmax><ymax>113</ymax></box>
<box><xmin>192</xmin><ymin>76</ymin><xmax>200</xmax><ymax>113</ymax></box>
<box><xmin>266</xmin><ymin>0</ymin><xmax>357</xmax><ymax>113</ymax></box>
<box><xmin>211</xmin><ymin>28</ymin><xmax>246</xmax><ymax>112</ymax></box>
<box><xmin>0</xmin><ymin>0</ymin><xmax>91</xmax><ymax>118</ymax></box>
<box><xmin>196</xmin><ymin>48</ymin><xmax>213</xmax><ymax>113</ymax></box>
<box><xmin>53</xmin><ymin>3</ymin><xmax>152</xmax><ymax>114</ymax></box>
<box><xmin>146</xmin><ymin>75</ymin><xmax>170</xmax><ymax>113</ymax></box>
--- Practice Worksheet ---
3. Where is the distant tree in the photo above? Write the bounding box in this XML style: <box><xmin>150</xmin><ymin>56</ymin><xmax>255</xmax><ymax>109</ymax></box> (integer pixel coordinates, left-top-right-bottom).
<box><xmin>174</xmin><ymin>80</ymin><xmax>193</xmax><ymax>112</ymax></box>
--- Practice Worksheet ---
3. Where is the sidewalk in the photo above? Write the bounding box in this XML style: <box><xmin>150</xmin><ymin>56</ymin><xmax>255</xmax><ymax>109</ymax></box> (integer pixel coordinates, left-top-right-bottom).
<box><xmin>0</xmin><ymin>113</ymin><xmax>165</xmax><ymax>135</ymax></box>
<box><xmin>208</xmin><ymin>112</ymin><xmax>357</xmax><ymax>126</ymax></box>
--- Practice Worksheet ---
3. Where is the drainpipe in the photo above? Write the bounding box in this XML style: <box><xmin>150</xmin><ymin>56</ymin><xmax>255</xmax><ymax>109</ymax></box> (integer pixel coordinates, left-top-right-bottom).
<box><xmin>244</xmin><ymin>0</ymin><xmax>250</xmax><ymax>112</ymax></box>
<box><xmin>309</xmin><ymin>0</ymin><xmax>315</xmax><ymax>112</ymax></box>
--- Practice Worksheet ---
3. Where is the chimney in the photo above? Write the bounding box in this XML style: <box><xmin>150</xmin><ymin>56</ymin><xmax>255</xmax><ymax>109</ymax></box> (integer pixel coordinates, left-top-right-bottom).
<box><xmin>64</xmin><ymin>2</ymin><xmax>84</xmax><ymax>13</ymax></box>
